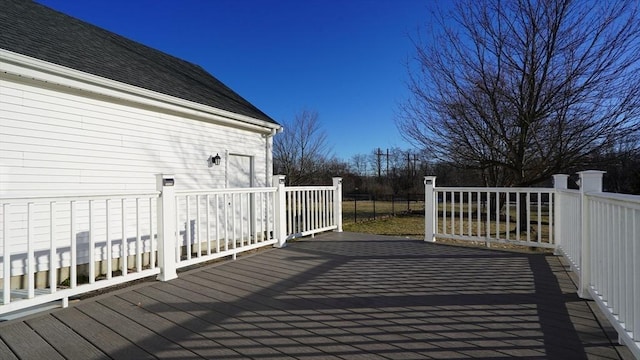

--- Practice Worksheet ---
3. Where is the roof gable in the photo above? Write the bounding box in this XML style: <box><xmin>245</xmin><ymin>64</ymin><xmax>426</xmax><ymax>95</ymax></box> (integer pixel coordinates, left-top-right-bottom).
<box><xmin>0</xmin><ymin>0</ymin><xmax>278</xmax><ymax>125</ymax></box>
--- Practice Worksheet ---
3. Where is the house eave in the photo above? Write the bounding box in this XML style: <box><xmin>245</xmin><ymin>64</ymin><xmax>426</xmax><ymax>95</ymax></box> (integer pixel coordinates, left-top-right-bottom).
<box><xmin>0</xmin><ymin>49</ymin><xmax>281</xmax><ymax>133</ymax></box>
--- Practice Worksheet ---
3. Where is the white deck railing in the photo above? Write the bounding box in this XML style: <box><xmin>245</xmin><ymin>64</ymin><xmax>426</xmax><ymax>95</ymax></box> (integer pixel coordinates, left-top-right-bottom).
<box><xmin>430</xmin><ymin>186</ymin><xmax>555</xmax><ymax>248</ymax></box>
<box><xmin>553</xmin><ymin>187</ymin><xmax>581</xmax><ymax>272</ymax></box>
<box><xmin>0</xmin><ymin>192</ymin><xmax>161</xmax><ymax>316</ymax></box>
<box><xmin>0</xmin><ymin>175</ymin><xmax>343</xmax><ymax>318</ymax></box>
<box><xmin>424</xmin><ymin>171</ymin><xmax>640</xmax><ymax>358</ymax></box>
<box><xmin>174</xmin><ymin>187</ymin><xmax>278</xmax><ymax>269</ymax></box>
<box><xmin>285</xmin><ymin>185</ymin><xmax>339</xmax><ymax>239</ymax></box>
<box><xmin>584</xmin><ymin>191</ymin><xmax>640</xmax><ymax>358</ymax></box>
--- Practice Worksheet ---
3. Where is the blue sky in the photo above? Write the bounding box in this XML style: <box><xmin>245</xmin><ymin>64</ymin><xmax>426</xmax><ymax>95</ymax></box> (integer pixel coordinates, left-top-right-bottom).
<box><xmin>36</xmin><ymin>0</ymin><xmax>434</xmax><ymax>161</ymax></box>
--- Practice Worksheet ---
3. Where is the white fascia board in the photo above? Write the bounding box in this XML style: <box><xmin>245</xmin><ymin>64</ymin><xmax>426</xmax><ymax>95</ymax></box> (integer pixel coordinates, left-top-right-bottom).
<box><xmin>0</xmin><ymin>49</ymin><xmax>281</xmax><ymax>133</ymax></box>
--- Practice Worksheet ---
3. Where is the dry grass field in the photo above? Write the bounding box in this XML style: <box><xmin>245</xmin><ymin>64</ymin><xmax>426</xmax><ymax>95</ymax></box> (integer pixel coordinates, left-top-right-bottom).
<box><xmin>341</xmin><ymin>199</ymin><xmax>424</xmax><ymax>224</ymax></box>
<box><xmin>342</xmin><ymin>200</ymin><xmax>552</xmax><ymax>252</ymax></box>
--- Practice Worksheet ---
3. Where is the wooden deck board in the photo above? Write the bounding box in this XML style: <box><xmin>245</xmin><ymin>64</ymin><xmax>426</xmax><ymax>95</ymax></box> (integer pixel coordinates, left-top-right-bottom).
<box><xmin>0</xmin><ymin>321</ymin><xmax>64</xmax><ymax>359</ymax></box>
<box><xmin>99</xmin><ymin>294</ymin><xmax>246</xmax><ymax>359</ymax></box>
<box><xmin>136</xmin><ymin>282</ymin><xmax>297</xmax><ymax>358</ymax></box>
<box><xmin>25</xmin><ymin>315</ymin><xmax>105</xmax><ymax>360</ymax></box>
<box><xmin>74</xmin><ymin>301</ymin><xmax>196</xmax><ymax>359</ymax></box>
<box><xmin>118</xmin><ymin>289</ymin><xmax>247</xmax><ymax>358</ymax></box>
<box><xmin>0</xmin><ymin>232</ymin><xmax>634</xmax><ymax>359</ymax></box>
<box><xmin>53</xmin><ymin>307</ymin><xmax>154</xmax><ymax>360</ymax></box>
<box><xmin>0</xmin><ymin>337</ymin><xmax>19</xmax><ymax>360</ymax></box>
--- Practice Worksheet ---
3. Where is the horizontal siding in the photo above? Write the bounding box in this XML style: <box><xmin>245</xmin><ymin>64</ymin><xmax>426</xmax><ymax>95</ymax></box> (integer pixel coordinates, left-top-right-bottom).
<box><xmin>0</xmin><ymin>76</ymin><xmax>270</xmax><ymax>196</ymax></box>
<box><xmin>0</xmin><ymin>71</ymin><xmax>272</xmax><ymax>278</ymax></box>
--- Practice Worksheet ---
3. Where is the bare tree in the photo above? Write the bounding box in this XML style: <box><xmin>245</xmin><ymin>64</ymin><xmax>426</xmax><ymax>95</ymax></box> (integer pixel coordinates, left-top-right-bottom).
<box><xmin>398</xmin><ymin>0</ymin><xmax>640</xmax><ymax>187</ymax></box>
<box><xmin>273</xmin><ymin>109</ymin><xmax>330</xmax><ymax>185</ymax></box>
<box><xmin>350</xmin><ymin>154</ymin><xmax>370</xmax><ymax>176</ymax></box>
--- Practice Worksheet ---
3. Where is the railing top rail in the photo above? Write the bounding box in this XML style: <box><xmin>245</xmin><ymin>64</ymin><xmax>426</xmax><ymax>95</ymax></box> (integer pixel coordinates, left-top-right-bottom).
<box><xmin>587</xmin><ymin>191</ymin><xmax>640</xmax><ymax>207</ymax></box>
<box><xmin>176</xmin><ymin>187</ymin><xmax>277</xmax><ymax>196</ymax></box>
<box><xmin>285</xmin><ymin>186</ymin><xmax>336</xmax><ymax>191</ymax></box>
<box><xmin>0</xmin><ymin>191</ymin><xmax>160</xmax><ymax>204</ymax></box>
<box><xmin>434</xmin><ymin>186</ymin><xmax>554</xmax><ymax>193</ymax></box>
<box><xmin>556</xmin><ymin>188</ymin><xmax>580</xmax><ymax>195</ymax></box>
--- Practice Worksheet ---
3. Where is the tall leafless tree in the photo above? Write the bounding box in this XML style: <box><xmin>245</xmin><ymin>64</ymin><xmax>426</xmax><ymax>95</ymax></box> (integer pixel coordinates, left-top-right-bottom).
<box><xmin>398</xmin><ymin>0</ymin><xmax>640</xmax><ymax>187</ymax></box>
<box><xmin>350</xmin><ymin>154</ymin><xmax>370</xmax><ymax>176</ymax></box>
<box><xmin>273</xmin><ymin>109</ymin><xmax>330</xmax><ymax>185</ymax></box>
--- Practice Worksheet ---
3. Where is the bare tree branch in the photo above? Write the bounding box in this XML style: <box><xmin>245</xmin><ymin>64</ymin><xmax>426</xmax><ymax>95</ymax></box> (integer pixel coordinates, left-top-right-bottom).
<box><xmin>398</xmin><ymin>0</ymin><xmax>640</xmax><ymax>187</ymax></box>
<box><xmin>273</xmin><ymin>109</ymin><xmax>331</xmax><ymax>185</ymax></box>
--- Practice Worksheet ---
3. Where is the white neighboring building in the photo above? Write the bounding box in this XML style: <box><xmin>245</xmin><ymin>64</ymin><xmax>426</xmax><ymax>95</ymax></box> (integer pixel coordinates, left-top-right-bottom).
<box><xmin>0</xmin><ymin>0</ymin><xmax>282</xmax><ymax>197</ymax></box>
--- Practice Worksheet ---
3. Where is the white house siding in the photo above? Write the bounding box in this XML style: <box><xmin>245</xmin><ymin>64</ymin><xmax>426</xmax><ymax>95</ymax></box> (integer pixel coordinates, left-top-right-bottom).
<box><xmin>0</xmin><ymin>79</ymin><xmax>270</xmax><ymax>196</ymax></box>
<box><xmin>0</xmin><ymin>69</ymin><xmax>276</xmax><ymax>278</ymax></box>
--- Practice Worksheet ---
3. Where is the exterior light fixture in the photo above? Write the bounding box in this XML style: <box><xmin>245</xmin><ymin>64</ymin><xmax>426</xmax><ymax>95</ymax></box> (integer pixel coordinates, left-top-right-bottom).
<box><xmin>208</xmin><ymin>153</ymin><xmax>221</xmax><ymax>167</ymax></box>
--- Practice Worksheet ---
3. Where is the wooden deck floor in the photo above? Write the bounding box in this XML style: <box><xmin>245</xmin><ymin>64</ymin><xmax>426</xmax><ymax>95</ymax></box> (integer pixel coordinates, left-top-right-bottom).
<box><xmin>0</xmin><ymin>232</ymin><xmax>633</xmax><ymax>359</ymax></box>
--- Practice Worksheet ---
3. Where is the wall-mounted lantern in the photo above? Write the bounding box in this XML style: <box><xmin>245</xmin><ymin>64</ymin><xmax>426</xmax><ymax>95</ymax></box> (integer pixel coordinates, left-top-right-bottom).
<box><xmin>208</xmin><ymin>153</ymin><xmax>222</xmax><ymax>167</ymax></box>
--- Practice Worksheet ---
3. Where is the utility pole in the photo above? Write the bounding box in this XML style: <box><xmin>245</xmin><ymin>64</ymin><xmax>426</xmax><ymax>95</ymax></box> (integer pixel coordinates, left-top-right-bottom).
<box><xmin>386</xmin><ymin>148</ymin><xmax>389</xmax><ymax>177</ymax></box>
<box><xmin>376</xmin><ymin>148</ymin><xmax>383</xmax><ymax>179</ymax></box>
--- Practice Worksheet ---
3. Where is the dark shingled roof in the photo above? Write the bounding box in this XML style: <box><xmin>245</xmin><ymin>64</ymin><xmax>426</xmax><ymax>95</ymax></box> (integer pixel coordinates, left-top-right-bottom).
<box><xmin>0</xmin><ymin>0</ymin><xmax>278</xmax><ymax>125</ymax></box>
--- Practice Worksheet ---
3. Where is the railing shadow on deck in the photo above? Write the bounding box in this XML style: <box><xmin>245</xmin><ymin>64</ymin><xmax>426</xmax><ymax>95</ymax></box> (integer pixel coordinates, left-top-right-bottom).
<box><xmin>61</xmin><ymin>234</ymin><xmax>626</xmax><ymax>359</ymax></box>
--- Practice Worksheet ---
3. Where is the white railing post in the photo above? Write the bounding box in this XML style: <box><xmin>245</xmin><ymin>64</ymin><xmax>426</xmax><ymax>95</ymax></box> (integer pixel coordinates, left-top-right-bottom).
<box><xmin>577</xmin><ymin>170</ymin><xmax>605</xmax><ymax>299</ymax></box>
<box><xmin>552</xmin><ymin>174</ymin><xmax>569</xmax><ymax>255</ymax></box>
<box><xmin>553</xmin><ymin>174</ymin><xmax>569</xmax><ymax>189</ymax></box>
<box><xmin>333</xmin><ymin>177</ymin><xmax>343</xmax><ymax>232</ymax></box>
<box><xmin>156</xmin><ymin>174</ymin><xmax>178</xmax><ymax>281</ymax></box>
<box><xmin>273</xmin><ymin>175</ymin><xmax>287</xmax><ymax>248</ymax></box>
<box><xmin>424</xmin><ymin>176</ymin><xmax>437</xmax><ymax>242</ymax></box>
